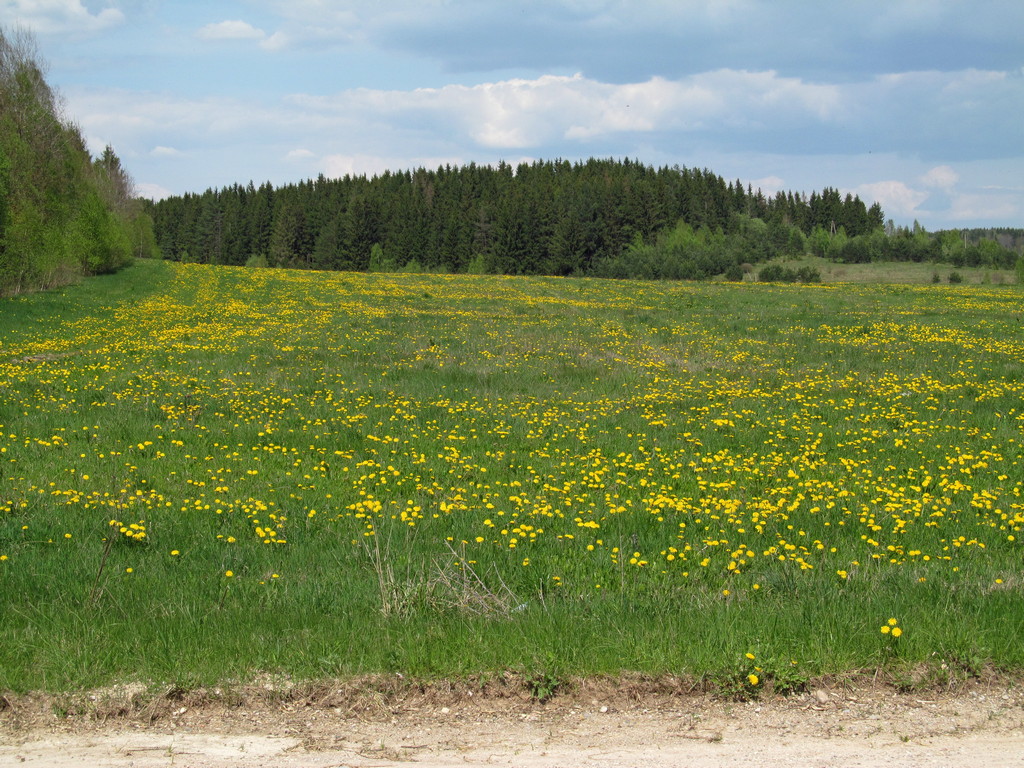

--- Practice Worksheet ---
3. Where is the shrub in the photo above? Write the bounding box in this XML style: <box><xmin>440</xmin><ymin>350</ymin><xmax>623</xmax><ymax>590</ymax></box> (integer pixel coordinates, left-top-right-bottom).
<box><xmin>795</xmin><ymin>266</ymin><xmax>821</xmax><ymax>283</ymax></box>
<box><xmin>758</xmin><ymin>264</ymin><xmax>786</xmax><ymax>282</ymax></box>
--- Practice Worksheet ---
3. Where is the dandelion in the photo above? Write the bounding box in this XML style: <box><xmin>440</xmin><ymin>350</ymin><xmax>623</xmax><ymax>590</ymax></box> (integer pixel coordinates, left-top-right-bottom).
<box><xmin>747</xmin><ymin>674</ymin><xmax>759</xmax><ymax>686</ymax></box>
<box><xmin>881</xmin><ymin>618</ymin><xmax>902</xmax><ymax>637</ymax></box>
<box><xmin>5</xmin><ymin>260</ymin><xmax>1024</xmax><ymax>681</ymax></box>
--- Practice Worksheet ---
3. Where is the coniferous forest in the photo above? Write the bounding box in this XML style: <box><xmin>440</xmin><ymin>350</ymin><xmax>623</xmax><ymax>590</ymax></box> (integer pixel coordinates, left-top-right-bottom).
<box><xmin>149</xmin><ymin>160</ymin><xmax>886</xmax><ymax>280</ymax></box>
<box><xmin>150</xmin><ymin>161</ymin><xmax>1022</xmax><ymax>280</ymax></box>
<box><xmin>0</xmin><ymin>27</ymin><xmax>157</xmax><ymax>296</ymax></box>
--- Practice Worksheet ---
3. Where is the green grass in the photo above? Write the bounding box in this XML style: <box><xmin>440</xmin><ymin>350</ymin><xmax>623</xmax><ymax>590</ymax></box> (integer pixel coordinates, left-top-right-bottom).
<box><xmin>1</xmin><ymin>260</ymin><xmax>1023</xmax><ymax>692</ymax></box>
<box><xmin>753</xmin><ymin>254</ymin><xmax>1019</xmax><ymax>285</ymax></box>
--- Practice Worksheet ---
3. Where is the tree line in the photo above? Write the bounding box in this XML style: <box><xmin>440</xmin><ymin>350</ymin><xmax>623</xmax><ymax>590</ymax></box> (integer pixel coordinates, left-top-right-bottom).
<box><xmin>0</xmin><ymin>26</ymin><xmax>155</xmax><ymax>296</ymax></box>
<box><xmin>819</xmin><ymin>221</ymin><xmax>1021</xmax><ymax>270</ymax></box>
<box><xmin>149</xmin><ymin>160</ymin><xmax>884</xmax><ymax>279</ymax></box>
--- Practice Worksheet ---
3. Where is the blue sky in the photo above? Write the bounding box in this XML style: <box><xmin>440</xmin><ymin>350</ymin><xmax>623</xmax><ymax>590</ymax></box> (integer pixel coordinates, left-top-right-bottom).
<box><xmin>3</xmin><ymin>0</ymin><xmax>1022</xmax><ymax>230</ymax></box>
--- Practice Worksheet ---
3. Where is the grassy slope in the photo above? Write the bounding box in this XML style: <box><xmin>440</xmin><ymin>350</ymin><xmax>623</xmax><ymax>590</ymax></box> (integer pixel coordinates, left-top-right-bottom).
<box><xmin>1</xmin><ymin>260</ymin><xmax>1023</xmax><ymax>692</ymax></box>
<box><xmin>755</xmin><ymin>254</ymin><xmax>1019</xmax><ymax>285</ymax></box>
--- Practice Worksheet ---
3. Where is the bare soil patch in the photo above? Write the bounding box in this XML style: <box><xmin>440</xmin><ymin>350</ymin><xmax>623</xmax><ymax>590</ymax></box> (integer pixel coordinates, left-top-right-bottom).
<box><xmin>3</xmin><ymin>676</ymin><xmax>1024</xmax><ymax>767</ymax></box>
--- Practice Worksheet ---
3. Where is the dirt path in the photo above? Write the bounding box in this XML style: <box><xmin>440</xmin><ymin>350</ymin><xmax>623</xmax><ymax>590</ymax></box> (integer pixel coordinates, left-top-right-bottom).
<box><xmin>3</xmin><ymin>682</ymin><xmax>1023</xmax><ymax>767</ymax></box>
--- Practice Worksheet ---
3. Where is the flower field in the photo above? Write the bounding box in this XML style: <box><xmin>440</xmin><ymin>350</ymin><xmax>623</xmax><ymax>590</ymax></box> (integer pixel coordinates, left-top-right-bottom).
<box><xmin>1</xmin><ymin>260</ymin><xmax>1023</xmax><ymax>691</ymax></box>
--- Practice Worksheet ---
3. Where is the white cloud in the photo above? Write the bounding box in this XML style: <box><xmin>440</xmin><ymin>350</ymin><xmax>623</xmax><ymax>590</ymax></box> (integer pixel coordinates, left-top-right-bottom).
<box><xmin>0</xmin><ymin>0</ymin><xmax>123</xmax><ymax>35</ymax></box>
<box><xmin>258</xmin><ymin>30</ymin><xmax>291</xmax><ymax>51</ymax></box>
<box><xmin>292</xmin><ymin>70</ymin><xmax>842</xmax><ymax>150</ymax></box>
<box><xmin>749</xmin><ymin>175</ymin><xmax>785</xmax><ymax>195</ymax></box>
<box><xmin>854</xmin><ymin>167</ymin><xmax>1023</xmax><ymax>226</ymax></box>
<box><xmin>66</xmin><ymin>88</ymin><xmax>298</xmax><ymax>143</ymax></box>
<box><xmin>136</xmin><ymin>181</ymin><xmax>173</xmax><ymax>201</ymax></box>
<box><xmin>197</xmin><ymin>20</ymin><xmax>266</xmax><ymax>42</ymax></box>
<box><xmin>322</xmin><ymin>153</ymin><xmax>463</xmax><ymax>179</ymax></box>
<box><xmin>948</xmin><ymin>192</ymin><xmax>1018</xmax><ymax>222</ymax></box>
<box><xmin>921</xmin><ymin>165</ymin><xmax>958</xmax><ymax>190</ymax></box>
<box><xmin>59</xmin><ymin>64</ymin><xmax>1024</xmax><ymax>229</ymax></box>
<box><xmin>151</xmin><ymin>145</ymin><xmax>181</xmax><ymax>157</ymax></box>
<box><xmin>854</xmin><ymin>180</ymin><xmax>929</xmax><ymax>218</ymax></box>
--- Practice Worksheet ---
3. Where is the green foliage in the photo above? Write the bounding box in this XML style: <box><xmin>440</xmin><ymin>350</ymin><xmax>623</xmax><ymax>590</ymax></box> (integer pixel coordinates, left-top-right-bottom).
<box><xmin>758</xmin><ymin>264</ymin><xmax>821</xmax><ymax>283</ymax></box>
<box><xmin>830</xmin><ymin>225</ymin><xmax>1018</xmax><ymax>271</ymax></box>
<box><xmin>0</xmin><ymin>25</ymin><xmax>149</xmax><ymax>295</ymax></box>
<box><xmin>129</xmin><ymin>209</ymin><xmax>161</xmax><ymax>260</ymax></box>
<box><xmin>466</xmin><ymin>253</ymin><xmax>488</xmax><ymax>275</ymax></box>
<box><xmin>0</xmin><ymin>144</ymin><xmax>9</xmax><ymax>238</ymax></box>
<box><xmin>948</xmin><ymin>271</ymin><xmax>963</xmax><ymax>284</ymax></box>
<box><xmin>368</xmin><ymin>242</ymin><xmax>397</xmax><ymax>272</ymax></box>
<box><xmin>151</xmin><ymin>159</ymin><xmax>880</xmax><ymax>279</ymax></box>
<box><xmin>807</xmin><ymin>226</ymin><xmax>832</xmax><ymax>259</ymax></box>
<box><xmin>590</xmin><ymin>216</ymin><xmax>807</xmax><ymax>281</ymax></box>
<box><xmin>596</xmin><ymin>221</ymin><xmax>732</xmax><ymax>280</ymax></box>
<box><xmin>525</xmin><ymin>652</ymin><xmax>564</xmax><ymax>702</ymax></box>
<box><xmin>724</xmin><ymin>263</ymin><xmax>744</xmax><ymax>282</ymax></box>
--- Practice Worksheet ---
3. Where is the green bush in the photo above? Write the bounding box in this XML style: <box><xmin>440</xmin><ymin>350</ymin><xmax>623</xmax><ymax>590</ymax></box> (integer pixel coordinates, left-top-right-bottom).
<box><xmin>724</xmin><ymin>263</ymin><xmax>744</xmax><ymax>282</ymax></box>
<box><xmin>758</xmin><ymin>264</ymin><xmax>821</xmax><ymax>284</ymax></box>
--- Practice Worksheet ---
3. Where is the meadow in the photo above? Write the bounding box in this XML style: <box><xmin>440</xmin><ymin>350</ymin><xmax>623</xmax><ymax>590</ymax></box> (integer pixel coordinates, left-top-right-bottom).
<box><xmin>1</xmin><ymin>260</ymin><xmax>1023</xmax><ymax>693</ymax></box>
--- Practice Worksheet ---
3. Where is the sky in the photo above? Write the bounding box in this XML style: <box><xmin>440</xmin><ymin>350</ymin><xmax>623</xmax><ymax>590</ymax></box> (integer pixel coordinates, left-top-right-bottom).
<box><xmin>2</xmin><ymin>0</ymin><xmax>1022</xmax><ymax>230</ymax></box>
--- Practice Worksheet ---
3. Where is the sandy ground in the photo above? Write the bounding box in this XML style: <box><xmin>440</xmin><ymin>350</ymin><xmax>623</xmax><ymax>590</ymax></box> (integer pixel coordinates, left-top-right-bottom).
<box><xmin>2</xmin><ymin>680</ymin><xmax>1024</xmax><ymax>767</ymax></box>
